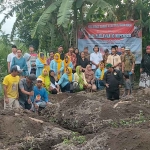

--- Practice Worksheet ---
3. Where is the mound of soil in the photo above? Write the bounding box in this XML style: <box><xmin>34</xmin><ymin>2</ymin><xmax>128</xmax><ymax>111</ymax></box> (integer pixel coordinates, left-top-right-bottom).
<box><xmin>1</xmin><ymin>88</ymin><xmax>150</xmax><ymax>150</ymax></box>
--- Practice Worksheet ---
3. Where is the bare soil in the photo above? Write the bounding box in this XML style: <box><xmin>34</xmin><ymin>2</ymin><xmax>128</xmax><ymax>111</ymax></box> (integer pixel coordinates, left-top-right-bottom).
<box><xmin>0</xmin><ymin>88</ymin><xmax>150</xmax><ymax>150</ymax></box>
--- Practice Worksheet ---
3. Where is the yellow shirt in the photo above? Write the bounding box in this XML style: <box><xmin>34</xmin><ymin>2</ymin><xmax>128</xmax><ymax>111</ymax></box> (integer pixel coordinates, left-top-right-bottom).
<box><xmin>3</xmin><ymin>74</ymin><xmax>20</xmax><ymax>98</ymax></box>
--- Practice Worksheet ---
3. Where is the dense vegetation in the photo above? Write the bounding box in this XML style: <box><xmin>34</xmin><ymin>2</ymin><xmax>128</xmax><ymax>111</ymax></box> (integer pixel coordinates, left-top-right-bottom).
<box><xmin>0</xmin><ymin>0</ymin><xmax>150</xmax><ymax>80</ymax></box>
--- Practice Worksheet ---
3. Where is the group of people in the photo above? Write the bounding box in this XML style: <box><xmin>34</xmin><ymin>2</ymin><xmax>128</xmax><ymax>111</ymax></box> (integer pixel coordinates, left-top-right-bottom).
<box><xmin>3</xmin><ymin>44</ymin><xmax>150</xmax><ymax>111</ymax></box>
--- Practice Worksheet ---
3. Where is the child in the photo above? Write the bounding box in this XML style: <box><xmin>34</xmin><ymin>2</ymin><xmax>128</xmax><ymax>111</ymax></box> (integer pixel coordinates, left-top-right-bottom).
<box><xmin>122</xmin><ymin>74</ymin><xmax>132</xmax><ymax>98</ymax></box>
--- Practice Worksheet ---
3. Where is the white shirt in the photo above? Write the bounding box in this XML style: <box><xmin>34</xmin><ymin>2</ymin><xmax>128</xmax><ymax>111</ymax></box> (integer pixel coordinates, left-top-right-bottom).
<box><xmin>90</xmin><ymin>52</ymin><xmax>103</xmax><ymax>69</ymax></box>
<box><xmin>7</xmin><ymin>52</ymin><xmax>16</xmax><ymax>66</ymax></box>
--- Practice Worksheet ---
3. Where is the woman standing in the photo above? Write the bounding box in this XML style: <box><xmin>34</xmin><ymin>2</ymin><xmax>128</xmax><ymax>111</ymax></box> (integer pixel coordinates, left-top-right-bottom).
<box><xmin>84</xmin><ymin>65</ymin><xmax>97</xmax><ymax>92</ymax></box>
<box><xmin>62</xmin><ymin>55</ymin><xmax>73</xmax><ymax>73</ymax></box>
<box><xmin>11</xmin><ymin>49</ymin><xmax>27</xmax><ymax>76</ymax></box>
<box><xmin>74</xmin><ymin>48</ymin><xmax>80</xmax><ymax>66</ymax></box>
<box><xmin>74</xmin><ymin>66</ymin><xmax>88</xmax><ymax>91</ymax></box>
<box><xmin>24</xmin><ymin>53</ymin><xmax>31</xmax><ymax>76</ymax></box>
<box><xmin>58</xmin><ymin>67</ymin><xmax>74</xmax><ymax>92</ymax></box>
<box><xmin>36</xmin><ymin>52</ymin><xmax>47</xmax><ymax>77</ymax></box>
<box><xmin>139</xmin><ymin>46</ymin><xmax>150</xmax><ymax>88</ymax></box>
<box><xmin>95</xmin><ymin>62</ymin><xmax>107</xmax><ymax>90</ymax></box>
<box><xmin>50</xmin><ymin>53</ymin><xmax>63</xmax><ymax>81</ymax></box>
<box><xmin>78</xmin><ymin>52</ymin><xmax>89</xmax><ymax>71</ymax></box>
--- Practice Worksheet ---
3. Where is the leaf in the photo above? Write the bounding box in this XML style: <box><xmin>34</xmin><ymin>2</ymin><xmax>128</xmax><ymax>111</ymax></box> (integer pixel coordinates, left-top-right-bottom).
<box><xmin>76</xmin><ymin>0</ymin><xmax>84</xmax><ymax>8</ymax></box>
<box><xmin>31</xmin><ymin>1</ymin><xmax>61</xmax><ymax>38</ymax></box>
<box><xmin>57</xmin><ymin>0</ymin><xmax>74</xmax><ymax>28</ymax></box>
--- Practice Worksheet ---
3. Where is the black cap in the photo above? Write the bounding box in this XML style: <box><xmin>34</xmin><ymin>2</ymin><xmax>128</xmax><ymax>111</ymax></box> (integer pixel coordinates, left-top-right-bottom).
<box><xmin>28</xmin><ymin>74</ymin><xmax>37</xmax><ymax>81</ymax></box>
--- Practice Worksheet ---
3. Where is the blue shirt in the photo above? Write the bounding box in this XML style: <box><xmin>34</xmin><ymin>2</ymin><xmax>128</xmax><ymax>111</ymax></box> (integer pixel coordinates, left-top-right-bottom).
<box><xmin>36</xmin><ymin>58</ymin><xmax>44</xmax><ymax>77</ymax></box>
<box><xmin>11</xmin><ymin>57</ymin><xmax>27</xmax><ymax>76</ymax></box>
<box><xmin>33</xmin><ymin>86</ymin><xmax>49</xmax><ymax>102</ymax></box>
<box><xmin>61</xmin><ymin>61</ymin><xmax>73</xmax><ymax>73</ymax></box>
<box><xmin>58</xmin><ymin>73</ymin><xmax>74</xmax><ymax>88</ymax></box>
<box><xmin>95</xmin><ymin>68</ymin><xmax>107</xmax><ymax>79</ymax></box>
<box><xmin>50</xmin><ymin>60</ymin><xmax>63</xmax><ymax>74</ymax></box>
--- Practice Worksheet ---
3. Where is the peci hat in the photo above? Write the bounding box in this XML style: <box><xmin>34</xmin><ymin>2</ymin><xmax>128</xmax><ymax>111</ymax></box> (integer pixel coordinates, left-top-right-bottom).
<box><xmin>125</xmin><ymin>47</ymin><xmax>130</xmax><ymax>51</ymax></box>
<box><xmin>105</xmin><ymin>63</ymin><xmax>113</xmax><ymax>68</ymax></box>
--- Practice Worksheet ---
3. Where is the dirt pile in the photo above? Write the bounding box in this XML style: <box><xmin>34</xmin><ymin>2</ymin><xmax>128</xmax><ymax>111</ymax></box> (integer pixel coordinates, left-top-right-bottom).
<box><xmin>0</xmin><ymin>88</ymin><xmax>150</xmax><ymax>150</ymax></box>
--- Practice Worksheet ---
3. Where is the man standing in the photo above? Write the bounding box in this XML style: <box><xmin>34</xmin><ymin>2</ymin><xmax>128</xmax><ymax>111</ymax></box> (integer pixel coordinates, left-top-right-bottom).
<box><xmin>107</xmin><ymin>46</ymin><xmax>121</xmax><ymax>70</ymax></box>
<box><xmin>58</xmin><ymin>45</ymin><xmax>65</xmax><ymax>60</ymax></box>
<box><xmin>3</xmin><ymin>65</ymin><xmax>21</xmax><ymax>109</ymax></box>
<box><xmin>90</xmin><ymin>45</ymin><xmax>103</xmax><ymax>72</ymax></box>
<box><xmin>66</xmin><ymin>47</ymin><xmax>77</xmax><ymax>71</ymax></box>
<box><xmin>120</xmin><ymin>46</ymin><xmax>126</xmax><ymax>70</ymax></box>
<box><xmin>122</xmin><ymin>47</ymin><xmax>135</xmax><ymax>87</ymax></box>
<box><xmin>103</xmin><ymin>49</ymin><xmax>110</xmax><ymax>65</ymax></box>
<box><xmin>29</xmin><ymin>45</ymin><xmax>37</xmax><ymax>75</ymax></box>
<box><xmin>104</xmin><ymin>63</ymin><xmax>122</xmax><ymax>100</ymax></box>
<box><xmin>47</xmin><ymin>51</ymin><xmax>54</xmax><ymax>65</ymax></box>
<box><xmin>19</xmin><ymin>74</ymin><xmax>36</xmax><ymax>110</ymax></box>
<box><xmin>83</xmin><ymin>47</ymin><xmax>90</xmax><ymax>61</ymax></box>
<box><xmin>114</xmin><ymin>45</ymin><xmax>121</xmax><ymax>55</ymax></box>
<box><xmin>7</xmin><ymin>45</ymin><xmax>17</xmax><ymax>73</ymax></box>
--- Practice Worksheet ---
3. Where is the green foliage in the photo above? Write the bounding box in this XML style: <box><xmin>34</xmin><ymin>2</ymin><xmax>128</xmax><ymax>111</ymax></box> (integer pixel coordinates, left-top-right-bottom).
<box><xmin>63</xmin><ymin>132</ymin><xmax>86</xmax><ymax>145</ymax></box>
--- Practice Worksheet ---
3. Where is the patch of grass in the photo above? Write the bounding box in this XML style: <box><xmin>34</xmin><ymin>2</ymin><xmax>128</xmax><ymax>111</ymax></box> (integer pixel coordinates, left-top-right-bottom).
<box><xmin>63</xmin><ymin>132</ymin><xmax>86</xmax><ymax>145</ymax></box>
<box><xmin>110</xmin><ymin>110</ymin><xmax>147</xmax><ymax>128</ymax></box>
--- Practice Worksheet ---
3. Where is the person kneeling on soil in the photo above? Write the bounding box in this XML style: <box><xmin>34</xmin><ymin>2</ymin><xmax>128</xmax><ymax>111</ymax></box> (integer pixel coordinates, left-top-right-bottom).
<box><xmin>58</xmin><ymin>67</ymin><xmax>74</xmax><ymax>92</ymax></box>
<box><xmin>74</xmin><ymin>66</ymin><xmax>89</xmax><ymax>91</ymax></box>
<box><xmin>95</xmin><ymin>61</ymin><xmax>107</xmax><ymax>90</ymax></box>
<box><xmin>104</xmin><ymin>63</ymin><xmax>122</xmax><ymax>101</ymax></box>
<box><xmin>3</xmin><ymin>65</ymin><xmax>21</xmax><ymax>109</ymax></box>
<box><xmin>33</xmin><ymin>78</ymin><xmax>49</xmax><ymax>111</ymax></box>
<box><xmin>19</xmin><ymin>74</ymin><xmax>36</xmax><ymax>110</ymax></box>
<box><xmin>49</xmin><ymin>70</ymin><xmax>61</xmax><ymax>94</ymax></box>
<box><xmin>84</xmin><ymin>65</ymin><xmax>97</xmax><ymax>92</ymax></box>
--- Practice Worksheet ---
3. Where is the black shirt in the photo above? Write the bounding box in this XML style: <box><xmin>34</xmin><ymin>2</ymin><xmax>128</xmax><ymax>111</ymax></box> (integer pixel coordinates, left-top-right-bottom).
<box><xmin>104</xmin><ymin>69</ymin><xmax>122</xmax><ymax>91</ymax></box>
<box><xmin>78</xmin><ymin>57</ymin><xmax>89</xmax><ymax>68</ymax></box>
<box><xmin>59</xmin><ymin>52</ymin><xmax>65</xmax><ymax>60</ymax></box>
<box><xmin>141</xmin><ymin>54</ymin><xmax>150</xmax><ymax>75</ymax></box>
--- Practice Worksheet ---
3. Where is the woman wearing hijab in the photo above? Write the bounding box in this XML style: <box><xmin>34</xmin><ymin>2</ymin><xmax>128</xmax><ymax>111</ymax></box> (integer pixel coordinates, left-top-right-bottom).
<box><xmin>24</xmin><ymin>53</ymin><xmax>31</xmax><ymax>76</ymax></box>
<box><xmin>11</xmin><ymin>49</ymin><xmax>27</xmax><ymax>77</ymax></box>
<box><xmin>50</xmin><ymin>53</ymin><xmax>63</xmax><ymax>81</ymax></box>
<box><xmin>49</xmin><ymin>70</ymin><xmax>60</xmax><ymax>94</ymax></box>
<box><xmin>62</xmin><ymin>55</ymin><xmax>73</xmax><ymax>73</ymax></box>
<box><xmin>84</xmin><ymin>65</ymin><xmax>97</xmax><ymax>92</ymax></box>
<box><xmin>58</xmin><ymin>67</ymin><xmax>74</xmax><ymax>92</ymax></box>
<box><xmin>139</xmin><ymin>46</ymin><xmax>150</xmax><ymax>88</ymax></box>
<box><xmin>38</xmin><ymin>69</ymin><xmax>50</xmax><ymax>92</ymax></box>
<box><xmin>74</xmin><ymin>66</ymin><xmax>88</xmax><ymax>91</ymax></box>
<box><xmin>36</xmin><ymin>52</ymin><xmax>48</xmax><ymax>77</ymax></box>
<box><xmin>95</xmin><ymin>61</ymin><xmax>107</xmax><ymax>90</ymax></box>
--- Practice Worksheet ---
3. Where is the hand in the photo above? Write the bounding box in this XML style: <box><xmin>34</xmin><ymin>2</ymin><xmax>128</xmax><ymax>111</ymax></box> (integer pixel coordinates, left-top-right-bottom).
<box><xmin>28</xmin><ymin>99</ymin><xmax>31</xmax><ymax>104</ymax></box>
<box><xmin>122</xmin><ymin>69</ymin><xmax>124</xmax><ymax>73</ymax></box>
<box><xmin>106</xmin><ymin>83</ymin><xmax>109</xmax><ymax>88</ymax></box>
<box><xmin>34</xmin><ymin>103</ymin><xmax>39</xmax><ymax>109</ymax></box>
<box><xmin>57</xmin><ymin>70</ymin><xmax>60</xmax><ymax>74</ymax></box>
<box><xmin>5</xmin><ymin>98</ymin><xmax>9</xmax><ymax>104</ymax></box>
<box><xmin>131</xmin><ymin>70</ymin><xmax>134</xmax><ymax>74</ymax></box>
<box><xmin>29</xmin><ymin>91</ymin><xmax>34</xmax><ymax>96</ymax></box>
<box><xmin>140</xmin><ymin>68</ymin><xmax>143</xmax><ymax>73</ymax></box>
